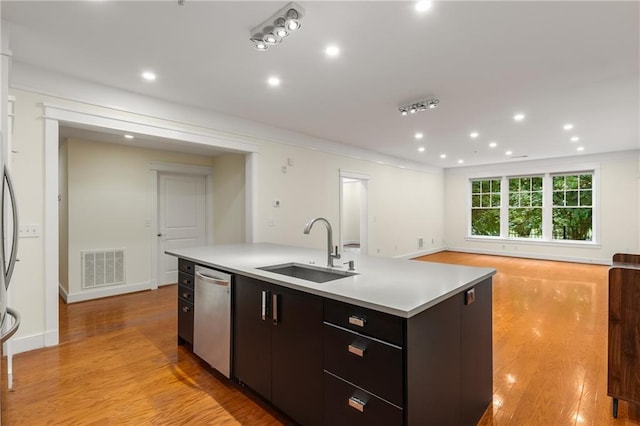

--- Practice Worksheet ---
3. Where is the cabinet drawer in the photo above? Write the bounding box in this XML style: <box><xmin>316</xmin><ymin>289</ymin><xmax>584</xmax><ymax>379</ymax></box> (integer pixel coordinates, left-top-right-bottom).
<box><xmin>324</xmin><ymin>324</ymin><xmax>403</xmax><ymax>407</ymax></box>
<box><xmin>323</xmin><ymin>371</ymin><xmax>402</xmax><ymax>426</ymax></box>
<box><xmin>324</xmin><ymin>299</ymin><xmax>404</xmax><ymax>346</ymax></box>
<box><xmin>178</xmin><ymin>272</ymin><xmax>194</xmax><ymax>289</ymax></box>
<box><xmin>178</xmin><ymin>284</ymin><xmax>193</xmax><ymax>302</ymax></box>
<box><xmin>178</xmin><ymin>298</ymin><xmax>194</xmax><ymax>345</ymax></box>
<box><xmin>178</xmin><ymin>259</ymin><xmax>195</xmax><ymax>275</ymax></box>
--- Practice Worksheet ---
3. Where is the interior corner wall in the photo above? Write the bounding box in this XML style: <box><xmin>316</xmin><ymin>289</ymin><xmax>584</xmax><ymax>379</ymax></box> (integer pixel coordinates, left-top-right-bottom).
<box><xmin>212</xmin><ymin>153</ymin><xmax>246</xmax><ymax>244</ymax></box>
<box><xmin>443</xmin><ymin>150</ymin><xmax>640</xmax><ymax>263</ymax></box>
<box><xmin>66</xmin><ymin>138</ymin><xmax>215</xmax><ymax>298</ymax></box>
<box><xmin>58</xmin><ymin>138</ymin><xmax>69</xmax><ymax>294</ymax></box>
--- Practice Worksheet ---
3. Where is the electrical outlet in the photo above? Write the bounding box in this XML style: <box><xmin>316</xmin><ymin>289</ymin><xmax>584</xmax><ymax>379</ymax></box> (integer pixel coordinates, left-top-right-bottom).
<box><xmin>418</xmin><ymin>237</ymin><xmax>424</xmax><ymax>249</ymax></box>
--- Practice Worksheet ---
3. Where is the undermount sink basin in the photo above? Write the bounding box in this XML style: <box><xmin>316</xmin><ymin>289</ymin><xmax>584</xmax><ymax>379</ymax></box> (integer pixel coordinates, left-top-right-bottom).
<box><xmin>258</xmin><ymin>263</ymin><xmax>358</xmax><ymax>283</ymax></box>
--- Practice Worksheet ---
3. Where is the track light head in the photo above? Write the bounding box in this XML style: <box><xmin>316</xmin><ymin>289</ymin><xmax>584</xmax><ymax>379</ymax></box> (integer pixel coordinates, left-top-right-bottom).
<box><xmin>250</xmin><ymin>2</ymin><xmax>304</xmax><ymax>51</ymax></box>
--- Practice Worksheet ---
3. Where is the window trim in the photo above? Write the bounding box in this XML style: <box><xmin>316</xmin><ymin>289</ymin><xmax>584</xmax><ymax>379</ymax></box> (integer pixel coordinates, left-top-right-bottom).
<box><xmin>467</xmin><ymin>167</ymin><xmax>599</xmax><ymax>245</ymax></box>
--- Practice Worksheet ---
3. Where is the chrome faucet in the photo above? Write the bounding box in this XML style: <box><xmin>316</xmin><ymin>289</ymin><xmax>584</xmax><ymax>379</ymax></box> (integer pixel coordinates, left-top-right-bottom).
<box><xmin>303</xmin><ymin>217</ymin><xmax>341</xmax><ymax>267</ymax></box>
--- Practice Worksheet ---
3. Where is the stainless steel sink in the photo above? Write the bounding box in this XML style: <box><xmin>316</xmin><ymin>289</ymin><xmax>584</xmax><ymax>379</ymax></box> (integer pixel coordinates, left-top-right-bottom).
<box><xmin>258</xmin><ymin>263</ymin><xmax>358</xmax><ymax>283</ymax></box>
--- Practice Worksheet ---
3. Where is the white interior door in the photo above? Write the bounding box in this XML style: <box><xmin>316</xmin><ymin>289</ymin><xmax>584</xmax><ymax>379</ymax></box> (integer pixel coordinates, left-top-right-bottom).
<box><xmin>158</xmin><ymin>173</ymin><xmax>206</xmax><ymax>285</ymax></box>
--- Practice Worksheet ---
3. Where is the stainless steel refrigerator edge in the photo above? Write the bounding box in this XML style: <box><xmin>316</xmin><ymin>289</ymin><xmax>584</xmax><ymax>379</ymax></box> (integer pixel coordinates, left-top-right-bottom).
<box><xmin>193</xmin><ymin>265</ymin><xmax>232</xmax><ymax>378</ymax></box>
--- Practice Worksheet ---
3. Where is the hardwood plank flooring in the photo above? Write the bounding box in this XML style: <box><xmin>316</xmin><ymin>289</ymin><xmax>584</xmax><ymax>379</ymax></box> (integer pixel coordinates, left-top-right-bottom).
<box><xmin>2</xmin><ymin>252</ymin><xmax>639</xmax><ymax>425</ymax></box>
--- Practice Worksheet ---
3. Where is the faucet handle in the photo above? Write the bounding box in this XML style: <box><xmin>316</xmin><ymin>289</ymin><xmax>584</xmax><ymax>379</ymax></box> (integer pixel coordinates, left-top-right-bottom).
<box><xmin>333</xmin><ymin>245</ymin><xmax>341</xmax><ymax>259</ymax></box>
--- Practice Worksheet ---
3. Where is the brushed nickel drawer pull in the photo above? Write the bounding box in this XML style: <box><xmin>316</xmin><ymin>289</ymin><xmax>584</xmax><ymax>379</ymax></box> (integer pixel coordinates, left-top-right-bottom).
<box><xmin>182</xmin><ymin>306</ymin><xmax>190</xmax><ymax>313</ymax></box>
<box><xmin>348</xmin><ymin>344</ymin><xmax>365</xmax><ymax>357</ymax></box>
<box><xmin>348</xmin><ymin>315</ymin><xmax>366</xmax><ymax>327</ymax></box>
<box><xmin>348</xmin><ymin>396</ymin><xmax>366</xmax><ymax>412</ymax></box>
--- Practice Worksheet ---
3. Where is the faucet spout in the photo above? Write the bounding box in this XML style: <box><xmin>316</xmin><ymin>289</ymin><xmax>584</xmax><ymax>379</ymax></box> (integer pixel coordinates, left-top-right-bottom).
<box><xmin>303</xmin><ymin>217</ymin><xmax>341</xmax><ymax>267</ymax></box>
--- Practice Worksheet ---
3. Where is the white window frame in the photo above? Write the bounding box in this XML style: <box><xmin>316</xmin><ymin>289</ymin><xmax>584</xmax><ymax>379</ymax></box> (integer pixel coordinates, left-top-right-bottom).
<box><xmin>466</xmin><ymin>166</ymin><xmax>599</xmax><ymax>246</ymax></box>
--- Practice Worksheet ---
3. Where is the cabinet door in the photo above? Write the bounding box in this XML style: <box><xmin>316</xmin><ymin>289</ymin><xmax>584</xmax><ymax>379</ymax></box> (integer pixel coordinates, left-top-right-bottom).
<box><xmin>272</xmin><ymin>286</ymin><xmax>324</xmax><ymax>426</ymax></box>
<box><xmin>407</xmin><ymin>294</ymin><xmax>461</xmax><ymax>426</ymax></box>
<box><xmin>460</xmin><ymin>278</ymin><xmax>493</xmax><ymax>426</ymax></box>
<box><xmin>233</xmin><ymin>275</ymin><xmax>272</xmax><ymax>400</ymax></box>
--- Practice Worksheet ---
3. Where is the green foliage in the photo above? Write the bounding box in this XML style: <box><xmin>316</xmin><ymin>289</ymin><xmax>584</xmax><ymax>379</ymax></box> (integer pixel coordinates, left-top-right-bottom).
<box><xmin>553</xmin><ymin>208</ymin><xmax>592</xmax><ymax>240</ymax></box>
<box><xmin>471</xmin><ymin>209</ymin><xmax>500</xmax><ymax>236</ymax></box>
<box><xmin>509</xmin><ymin>208</ymin><xmax>542</xmax><ymax>238</ymax></box>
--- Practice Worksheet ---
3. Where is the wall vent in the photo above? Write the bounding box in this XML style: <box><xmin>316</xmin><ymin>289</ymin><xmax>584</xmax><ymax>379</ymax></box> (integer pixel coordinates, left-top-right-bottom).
<box><xmin>81</xmin><ymin>249</ymin><xmax>125</xmax><ymax>289</ymax></box>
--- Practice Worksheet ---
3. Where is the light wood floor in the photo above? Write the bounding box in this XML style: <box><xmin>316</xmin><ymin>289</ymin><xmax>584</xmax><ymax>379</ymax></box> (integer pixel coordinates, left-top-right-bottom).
<box><xmin>3</xmin><ymin>252</ymin><xmax>639</xmax><ymax>425</ymax></box>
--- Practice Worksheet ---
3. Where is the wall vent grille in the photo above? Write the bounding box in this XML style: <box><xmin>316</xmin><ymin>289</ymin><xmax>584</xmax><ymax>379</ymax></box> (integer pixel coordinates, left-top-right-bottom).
<box><xmin>81</xmin><ymin>249</ymin><xmax>125</xmax><ymax>289</ymax></box>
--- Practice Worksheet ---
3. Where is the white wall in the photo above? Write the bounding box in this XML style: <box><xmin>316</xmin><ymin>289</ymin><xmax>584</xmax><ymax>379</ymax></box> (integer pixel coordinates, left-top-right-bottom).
<box><xmin>342</xmin><ymin>181</ymin><xmax>361</xmax><ymax>244</ymax></box>
<box><xmin>212</xmin><ymin>153</ymin><xmax>246</xmax><ymax>245</ymax></box>
<box><xmin>443</xmin><ymin>151</ymin><xmax>640</xmax><ymax>264</ymax></box>
<box><xmin>250</xmin><ymin>140</ymin><xmax>444</xmax><ymax>258</ymax></box>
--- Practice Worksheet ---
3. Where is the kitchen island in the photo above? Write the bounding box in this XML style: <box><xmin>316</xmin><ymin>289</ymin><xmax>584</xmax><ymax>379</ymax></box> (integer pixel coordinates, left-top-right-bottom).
<box><xmin>167</xmin><ymin>243</ymin><xmax>496</xmax><ymax>426</ymax></box>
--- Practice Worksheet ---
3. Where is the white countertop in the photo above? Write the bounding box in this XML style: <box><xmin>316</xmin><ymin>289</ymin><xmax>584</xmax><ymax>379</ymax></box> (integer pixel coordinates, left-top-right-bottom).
<box><xmin>166</xmin><ymin>243</ymin><xmax>496</xmax><ymax>318</ymax></box>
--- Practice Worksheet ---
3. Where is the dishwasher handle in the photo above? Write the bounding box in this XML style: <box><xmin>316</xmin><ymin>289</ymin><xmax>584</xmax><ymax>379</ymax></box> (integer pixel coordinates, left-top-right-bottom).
<box><xmin>195</xmin><ymin>270</ymin><xmax>230</xmax><ymax>286</ymax></box>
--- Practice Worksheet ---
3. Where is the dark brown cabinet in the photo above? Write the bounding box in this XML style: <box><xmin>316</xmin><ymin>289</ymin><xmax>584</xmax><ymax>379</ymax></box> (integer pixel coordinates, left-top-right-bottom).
<box><xmin>233</xmin><ymin>275</ymin><xmax>323</xmax><ymax>426</ymax></box>
<box><xmin>608</xmin><ymin>266</ymin><xmax>640</xmax><ymax>418</ymax></box>
<box><xmin>323</xmin><ymin>278</ymin><xmax>492</xmax><ymax>426</ymax></box>
<box><xmin>177</xmin><ymin>259</ymin><xmax>195</xmax><ymax>345</ymax></box>
<box><xmin>406</xmin><ymin>278</ymin><xmax>493</xmax><ymax>426</ymax></box>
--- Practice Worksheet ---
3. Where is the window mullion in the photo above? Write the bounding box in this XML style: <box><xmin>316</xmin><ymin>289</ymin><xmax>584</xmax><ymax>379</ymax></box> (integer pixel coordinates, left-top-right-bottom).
<box><xmin>542</xmin><ymin>173</ymin><xmax>553</xmax><ymax>240</ymax></box>
<box><xmin>500</xmin><ymin>176</ymin><xmax>509</xmax><ymax>238</ymax></box>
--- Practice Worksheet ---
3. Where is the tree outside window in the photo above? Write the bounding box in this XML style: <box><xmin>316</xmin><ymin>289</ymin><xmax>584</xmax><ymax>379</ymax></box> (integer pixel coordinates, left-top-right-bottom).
<box><xmin>471</xmin><ymin>178</ymin><xmax>501</xmax><ymax>236</ymax></box>
<box><xmin>508</xmin><ymin>176</ymin><xmax>543</xmax><ymax>238</ymax></box>
<box><xmin>552</xmin><ymin>174</ymin><xmax>593</xmax><ymax>241</ymax></box>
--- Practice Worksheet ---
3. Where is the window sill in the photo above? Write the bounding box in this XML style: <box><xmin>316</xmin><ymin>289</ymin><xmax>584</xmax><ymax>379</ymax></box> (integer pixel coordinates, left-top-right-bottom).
<box><xmin>464</xmin><ymin>236</ymin><xmax>601</xmax><ymax>249</ymax></box>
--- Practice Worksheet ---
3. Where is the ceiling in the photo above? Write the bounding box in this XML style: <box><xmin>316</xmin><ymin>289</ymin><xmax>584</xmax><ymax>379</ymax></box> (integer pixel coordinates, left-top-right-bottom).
<box><xmin>3</xmin><ymin>1</ymin><xmax>639</xmax><ymax>168</ymax></box>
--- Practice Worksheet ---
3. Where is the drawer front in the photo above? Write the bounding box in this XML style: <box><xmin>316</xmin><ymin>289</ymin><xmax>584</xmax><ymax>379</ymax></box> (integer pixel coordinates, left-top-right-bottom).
<box><xmin>178</xmin><ymin>284</ymin><xmax>194</xmax><ymax>302</ymax></box>
<box><xmin>324</xmin><ymin>324</ymin><xmax>403</xmax><ymax>406</ymax></box>
<box><xmin>178</xmin><ymin>259</ymin><xmax>195</xmax><ymax>275</ymax></box>
<box><xmin>178</xmin><ymin>272</ymin><xmax>194</xmax><ymax>289</ymax></box>
<box><xmin>324</xmin><ymin>299</ymin><xmax>404</xmax><ymax>346</ymax></box>
<box><xmin>178</xmin><ymin>298</ymin><xmax>194</xmax><ymax>344</ymax></box>
<box><xmin>323</xmin><ymin>372</ymin><xmax>403</xmax><ymax>426</ymax></box>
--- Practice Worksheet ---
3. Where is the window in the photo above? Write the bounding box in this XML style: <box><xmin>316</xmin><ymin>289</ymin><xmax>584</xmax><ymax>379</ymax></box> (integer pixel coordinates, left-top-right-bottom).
<box><xmin>468</xmin><ymin>171</ymin><xmax>595</xmax><ymax>243</ymax></box>
<box><xmin>508</xmin><ymin>176</ymin><xmax>543</xmax><ymax>238</ymax></box>
<box><xmin>470</xmin><ymin>178</ymin><xmax>500</xmax><ymax>236</ymax></box>
<box><xmin>552</xmin><ymin>173</ymin><xmax>593</xmax><ymax>241</ymax></box>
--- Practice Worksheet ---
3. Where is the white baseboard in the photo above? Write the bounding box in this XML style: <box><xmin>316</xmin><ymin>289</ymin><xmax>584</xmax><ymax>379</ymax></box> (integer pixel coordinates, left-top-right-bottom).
<box><xmin>395</xmin><ymin>247</ymin><xmax>446</xmax><ymax>260</ymax></box>
<box><xmin>445</xmin><ymin>246</ymin><xmax>611</xmax><ymax>265</ymax></box>
<box><xmin>9</xmin><ymin>332</ymin><xmax>47</xmax><ymax>355</ymax></box>
<box><xmin>61</xmin><ymin>281</ymin><xmax>153</xmax><ymax>304</ymax></box>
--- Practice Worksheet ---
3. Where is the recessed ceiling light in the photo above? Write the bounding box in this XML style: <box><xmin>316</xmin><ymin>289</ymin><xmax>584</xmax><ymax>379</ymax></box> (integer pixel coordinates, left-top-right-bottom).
<box><xmin>267</xmin><ymin>76</ymin><xmax>281</xmax><ymax>87</ymax></box>
<box><xmin>513</xmin><ymin>113</ymin><xmax>525</xmax><ymax>121</ymax></box>
<box><xmin>488</xmin><ymin>141</ymin><xmax>497</xmax><ymax>148</ymax></box>
<box><xmin>142</xmin><ymin>71</ymin><xmax>156</xmax><ymax>81</ymax></box>
<box><xmin>415</xmin><ymin>132</ymin><xmax>423</xmax><ymax>139</ymax></box>
<box><xmin>505</xmin><ymin>150</ymin><xmax>513</xmax><ymax>156</ymax></box>
<box><xmin>418</xmin><ymin>146</ymin><xmax>425</xmax><ymax>152</ymax></box>
<box><xmin>457</xmin><ymin>159</ymin><xmax>464</xmax><ymax>164</ymax></box>
<box><xmin>440</xmin><ymin>154</ymin><xmax>447</xmax><ymax>159</ymax></box>
<box><xmin>325</xmin><ymin>45</ymin><xmax>340</xmax><ymax>57</ymax></box>
<box><xmin>577</xmin><ymin>146</ymin><xmax>585</xmax><ymax>152</ymax></box>
<box><xmin>570</xmin><ymin>136</ymin><xmax>580</xmax><ymax>142</ymax></box>
<box><xmin>470</xmin><ymin>132</ymin><xmax>479</xmax><ymax>139</ymax></box>
<box><xmin>415</xmin><ymin>1</ymin><xmax>433</xmax><ymax>12</ymax></box>
<box><xmin>563</xmin><ymin>123</ymin><xmax>574</xmax><ymax>131</ymax></box>
<box><xmin>124</xmin><ymin>134</ymin><xmax>134</xmax><ymax>139</ymax></box>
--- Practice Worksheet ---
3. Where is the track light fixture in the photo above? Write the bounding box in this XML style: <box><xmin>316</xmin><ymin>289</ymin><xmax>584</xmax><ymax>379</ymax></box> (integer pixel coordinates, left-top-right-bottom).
<box><xmin>399</xmin><ymin>98</ymin><xmax>440</xmax><ymax>116</ymax></box>
<box><xmin>250</xmin><ymin>2</ymin><xmax>304</xmax><ymax>51</ymax></box>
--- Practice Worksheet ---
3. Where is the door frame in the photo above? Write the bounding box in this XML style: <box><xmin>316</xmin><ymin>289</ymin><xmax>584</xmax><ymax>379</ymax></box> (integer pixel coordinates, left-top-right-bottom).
<box><xmin>338</xmin><ymin>169</ymin><xmax>370</xmax><ymax>255</ymax></box>
<box><xmin>150</xmin><ymin>162</ymin><xmax>214</xmax><ymax>289</ymax></box>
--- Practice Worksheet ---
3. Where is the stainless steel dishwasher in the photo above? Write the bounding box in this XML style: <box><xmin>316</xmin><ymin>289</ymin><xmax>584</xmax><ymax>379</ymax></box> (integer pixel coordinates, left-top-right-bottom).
<box><xmin>194</xmin><ymin>265</ymin><xmax>232</xmax><ymax>378</ymax></box>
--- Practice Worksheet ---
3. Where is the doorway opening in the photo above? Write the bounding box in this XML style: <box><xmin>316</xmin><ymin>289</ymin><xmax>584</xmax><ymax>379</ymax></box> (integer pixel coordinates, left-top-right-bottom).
<box><xmin>339</xmin><ymin>170</ymin><xmax>369</xmax><ymax>255</ymax></box>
